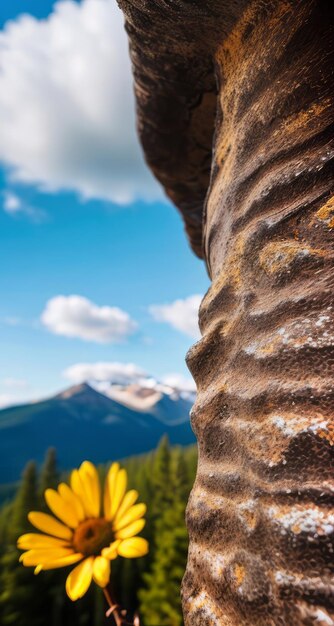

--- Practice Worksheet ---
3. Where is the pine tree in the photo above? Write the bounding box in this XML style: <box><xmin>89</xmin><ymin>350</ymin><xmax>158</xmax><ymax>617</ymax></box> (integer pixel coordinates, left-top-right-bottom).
<box><xmin>139</xmin><ymin>445</ymin><xmax>189</xmax><ymax>626</ymax></box>
<box><xmin>0</xmin><ymin>502</ymin><xmax>13</xmax><ymax>550</ymax></box>
<box><xmin>38</xmin><ymin>448</ymin><xmax>59</xmax><ymax>508</ymax></box>
<box><xmin>151</xmin><ymin>435</ymin><xmax>173</xmax><ymax>524</ymax></box>
<box><xmin>0</xmin><ymin>461</ymin><xmax>48</xmax><ymax>626</ymax></box>
<box><xmin>139</xmin><ymin>501</ymin><xmax>189</xmax><ymax>625</ymax></box>
<box><xmin>173</xmin><ymin>448</ymin><xmax>190</xmax><ymax>503</ymax></box>
<box><xmin>9</xmin><ymin>461</ymin><xmax>38</xmax><ymax>542</ymax></box>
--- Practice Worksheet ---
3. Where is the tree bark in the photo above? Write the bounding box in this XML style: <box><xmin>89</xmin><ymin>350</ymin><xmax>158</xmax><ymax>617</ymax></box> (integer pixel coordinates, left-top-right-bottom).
<box><xmin>184</xmin><ymin>3</ymin><xmax>334</xmax><ymax>624</ymax></box>
<box><xmin>117</xmin><ymin>1</ymin><xmax>334</xmax><ymax>623</ymax></box>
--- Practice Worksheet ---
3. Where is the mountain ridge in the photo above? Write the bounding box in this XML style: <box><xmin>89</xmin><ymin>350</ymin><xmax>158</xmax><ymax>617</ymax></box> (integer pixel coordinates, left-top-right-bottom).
<box><xmin>0</xmin><ymin>382</ymin><xmax>195</xmax><ymax>483</ymax></box>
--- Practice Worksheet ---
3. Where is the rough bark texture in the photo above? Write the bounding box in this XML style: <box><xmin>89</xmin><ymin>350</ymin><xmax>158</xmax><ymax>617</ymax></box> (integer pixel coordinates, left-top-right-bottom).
<box><xmin>117</xmin><ymin>0</ymin><xmax>334</xmax><ymax>624</ymax></box>
<box><xmin>116</xmin><ymin>0</ymin><xmax>242</xmax><ymax>257</ymax></box>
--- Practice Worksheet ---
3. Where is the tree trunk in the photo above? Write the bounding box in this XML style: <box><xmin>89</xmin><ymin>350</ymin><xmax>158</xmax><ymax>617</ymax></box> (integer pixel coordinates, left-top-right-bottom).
<box><xmin>117</xmin><ymin>1</ymin><xmax>334</xmax><ymax>623</ymax></box>
<box><xmin>184</xmin><ymin>3</ymin><xmax>334</xmax><ymax>624</ymax></box>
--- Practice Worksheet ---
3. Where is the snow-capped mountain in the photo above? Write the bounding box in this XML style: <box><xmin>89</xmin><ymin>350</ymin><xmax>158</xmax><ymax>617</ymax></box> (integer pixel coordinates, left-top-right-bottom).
<box><xmin>0</xmin><ymin>382</ymin><xmax>196</xmax><ymax>483</ymax></box>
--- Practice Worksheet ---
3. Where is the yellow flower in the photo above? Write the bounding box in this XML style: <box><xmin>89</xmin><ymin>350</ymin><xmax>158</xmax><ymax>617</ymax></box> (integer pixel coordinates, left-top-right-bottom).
<box><xmin>17</xmin><ymin>461</ymin><xmax>149</xmax><ymax>601</ymax></box>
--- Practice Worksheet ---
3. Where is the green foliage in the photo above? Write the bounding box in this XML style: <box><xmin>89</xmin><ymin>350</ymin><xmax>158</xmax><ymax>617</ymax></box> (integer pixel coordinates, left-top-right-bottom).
<box><xmin>173</xmin><ymin>448</ymin><xmax>190</xmax><ymax>503</ymax></box>
<box><xmin>139</xmin><ymin>439</ymin><xmax>191</xmax><ymax>626</ymax></box>
<box><xmin>38</xmin><ymin>448</ymin><xmax>59</xmax><ymax>506</ymax></box>
<box><xmin>151</xmin><ymin>435</ymin><xmax>174</xmax><ymax>519</ymax></box>
<box><xmin>38</xmin><ymin>448</ymin><xmax>60</xmax><ymax>515</ymax></box>
<box><xmin>9</xmin><ymin>461</ymin><xmax>38</xmax><ymax>543</ymax></box>
<box><xmin>0</xmin><ymin>441</ymin><xmax>198</xmax><ymax>626</ymax></box>
<box><xmin>0</xmin><ymin>461</ymin><xmax>45</xmax><ymax>626</ymax></box>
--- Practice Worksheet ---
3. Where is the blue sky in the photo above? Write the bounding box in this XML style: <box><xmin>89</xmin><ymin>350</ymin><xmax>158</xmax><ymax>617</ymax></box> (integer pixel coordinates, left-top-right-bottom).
<box><xmin>0</xmin><ymin>0</ymin><xmax>209</xmax><ymax>406</ymax></box>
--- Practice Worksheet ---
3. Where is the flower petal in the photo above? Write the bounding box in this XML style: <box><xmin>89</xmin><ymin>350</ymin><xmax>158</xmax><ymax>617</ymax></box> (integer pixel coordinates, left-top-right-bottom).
<box><xmin>34</xmin><ymin>552</ymin><xmax>83</xmax><ymax>573</ymax></box>
<box><xmin>110</xmin><ymin>468</ymin><xmax>127</xmax><ymax>520</ymax></box>
<box><xmin>66</xmin><ymin>557</ymin><xmax>94</xmax><ymax>601</ymax></box>
<box><xmin>92</xmin><ymin>556</ymin><xmax>110</xmax><ymax>588</ymax></box>
<box><xmin>17</xmin><ymin>533</ymin><xmax>70</xmax><ymax>550</ymax></box>
<box><xmin>118</xmin><ymin>537</ymin><xmax>149</xmax><ymax>558</ymax></box>
<box><xmin>113</xmin><ymin>503</ymin><xmax>146</xmax><ymax>531</ymax></box>
<box><xmin>101</xmin><ymin>539</ymin><xmax>121</xmax><ymax>560</ymax></box>
<box><xmin>58</xmin><ymin>483</ymin><xmax>85</xmax><ymax>522</ymax></box>
<box><xmin>71</xmin><ymin>470</ymin><xmax>95</xmax><ymax>518</ymax></box>
<box><xmin>45</xmin><ymin>489</ymin><xmax>79</xmax><ymax>528</ymax></box>
<box><xmin>113</xmin><ymin>490</ymin><xmax>138</xmax><ymax>526</ymax></box>
<box><xmin>115</xmin><ymin>519</ymin><xmax>145</xmax><ymax>540</ymax></box>
<box><xmin>104</xmin><ymin>463</ymin><xmax>119</xmax><ymax>519</ymax></box>
<box><xmin>20</xmin><ymin>547</ymin><xmax>75</xmax><ymax>566</ymax></box>
<box><xmin>79</xmin><ymin>461</ymin><xmax>100</xmax><ymax>518</ymax></box>
<box><xmin>28</xmin><ymin>512</ymin><xmax>73</xmax><ymax>540</ymax></box>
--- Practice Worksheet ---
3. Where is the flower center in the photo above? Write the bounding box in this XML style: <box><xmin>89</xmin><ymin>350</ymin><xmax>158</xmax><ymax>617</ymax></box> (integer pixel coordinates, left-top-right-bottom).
<box><xmin>73</xmin><ymin>518</ymin><xmax>114</xmax><ymax>556</ymax></box>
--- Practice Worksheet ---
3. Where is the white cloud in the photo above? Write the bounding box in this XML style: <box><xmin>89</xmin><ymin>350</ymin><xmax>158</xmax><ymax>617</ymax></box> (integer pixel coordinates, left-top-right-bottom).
<box><xmin>62</xmin><ymin>361</ymin><xmax>196</xmax><ymax>399</ymax></box>
<box><xmin>2</xmin><ymin>191</ymin><xmax>45</xmax><ymax>221</ymax></box>
<box><xmin>63</xmin><ymin>361</ymin><xmax>147</xmax><ymax>385</ymax></box>
<box><xmin>0</xmin><ymin>0</ymin><xmax>160</xmax><ymax>203</ymax></box>
<box><xmin>41</xmin><ymin>295</ymin><xmax>137</xmax><ymax>343</ymax></box>
<box><xmin>161</xmin><ymin>373</ymin><xmax>196</xmax><ymax>393</ymax></box>
<box><xmin>149</xmin><ymin>295</ymin><xmax>202</xmax><ymax>339</ymax></box>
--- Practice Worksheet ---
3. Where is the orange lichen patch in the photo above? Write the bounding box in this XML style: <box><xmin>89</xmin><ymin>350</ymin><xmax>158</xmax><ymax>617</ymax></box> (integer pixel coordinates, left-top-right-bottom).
<box><xmin>292</xmin><ymin>335</ymin><xmax>309</xmax><ymax>348</ymax></box>
<box><xmin>187</xmin><ymin>486</ymin><xmax>226</xmax><ymax>523</ymax></box>
<box><xmin>211</xmin><ymin>132</ymin><xmax>236</xmax><ymax>197</ymax></box>
<box><xmin>243</xmin><ymin>333</ymin><xmax>283</xmax><ymax>357</ymax></box>
<box><xmin>291</xmin><ymin>524</ymin><xmax>302</xmax><ymax>535</ymax></box>
<box><xmin>189</xmin><ymin>592</ymin><xmax>205</xmax><ymax>611</ymax></box>
<box><xmin>277</xmin><ymin>99</ymin><xmax>331</xmax><ymax>138</ymax></box>
<box><xmin>256</xmin><ymin>336</ymin><xmax>282</xmax><ymax>356</ymax></box>
<box><xmin>235</xmin><ymin>417</ymin><xmax>290</xmax><ymax>466</ymax></box>
<box><xmin>203</xmin><ymin>233</ymin><xmax>248</xmax><ymax>308</ymax></box>
<box><xmin>184</xmin><ymin>589</ymin><xmax>226</xmax><ymax>625</ymax></box>
<box><xmin>314</xmin><ymin>196</ymin><xmax>334</xmax><ymax>228</ymax></box>
<box><xmin>212</xmin><ymin>1</ymin><xmax>296</xmax><ymax>186</ymax></box>
<box><xmin>239</xmin><ymin>508</ymin><xmax>257</xmax><ymax>530</ymax></box>
<box><xmin>258</xmin><ymin>240</ymin><xmax>324</xmax><ymax>275</ymax></box>
<box><xmin>216</xmin><ymin>381</ymin><xmax>229</xmax><ymax>394</ymax></box>
<box><xmin>212</xmin><ymin>234</ymin><xmax>247</xmax><ymax>291</ymax></box>
<box><xmin>234</xmin><ymin>564</ymin><xmax>246</xmax><ymax>586</ymax></box>
<box><xmin>270</xmin><ymin>412</ymin><xmax>331</xmax><ymax>439</ymax></box>
<box><xmin>216</xmin><ymin>135</ymin><xmax>233</xmax><ymax>166</ymax></box>
<box><xmin>318</xmin><ymin>423</ymin><xmax>334</xmax><ymax>446</ymax></box>
<box><xmin>216</xmin><ymin>0</ymin><xmax>294</xmax><ymax>82</ymax></box>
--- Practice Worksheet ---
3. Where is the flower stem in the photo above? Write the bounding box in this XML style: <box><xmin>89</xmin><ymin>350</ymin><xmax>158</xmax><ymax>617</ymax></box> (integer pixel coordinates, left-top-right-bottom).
<box><xmin>103</xmin><ymin>586</ymin><xmax>140</xmax><ymax>626</ymax></box>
